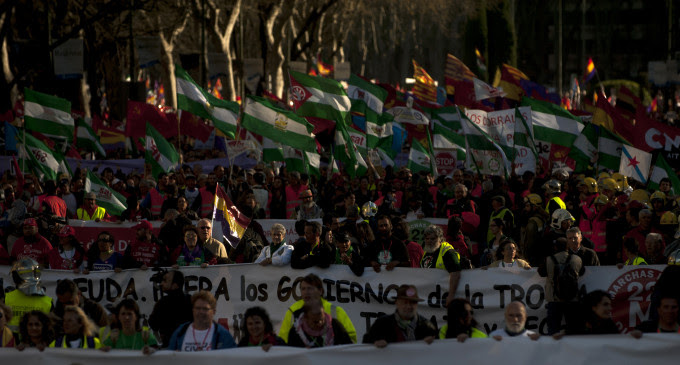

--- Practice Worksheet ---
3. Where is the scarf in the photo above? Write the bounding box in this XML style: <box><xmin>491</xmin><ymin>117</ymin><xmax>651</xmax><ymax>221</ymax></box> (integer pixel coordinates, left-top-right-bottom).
<box><xmin>395</xmin><ymin>313</ymin><xmax>417</xmax><ymax>342</ymax></box>
<box><xmin>293</xmin><ymin>312</ymin><xmax>334</xmax><ymax>347</ymax></box>
<box><xmin>269</xmin><ymin>242</ymin><xmax>284</xmax><ymax>258</ymax></box>
<box><xmin>182</xmin><ymin>244</ymin><xmax>202</xmax><ymax>264</ymax></box>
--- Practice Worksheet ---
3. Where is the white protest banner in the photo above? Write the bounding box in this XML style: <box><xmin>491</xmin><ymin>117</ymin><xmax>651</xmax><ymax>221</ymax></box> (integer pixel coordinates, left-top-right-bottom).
<box><xmin>0</xmin><ymin>335</ymin><xmax>677</xmax><ymax>365</ymax></box>
<box><xmin>54</xmin><ymin>39</ymin><xmax>84</xmax><ymax>79</ymax></box>
<box><xmin>2</xmin><ymin>265</ymin><xmax>662</xmax><ymax>344</ymax></box>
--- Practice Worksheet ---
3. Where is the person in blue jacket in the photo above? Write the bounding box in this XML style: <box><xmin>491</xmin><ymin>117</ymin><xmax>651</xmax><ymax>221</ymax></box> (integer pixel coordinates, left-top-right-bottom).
<box><xmin>167</xmin><ymin>291</ymin><xmax>236</xmax><ymax>351</ymax></box>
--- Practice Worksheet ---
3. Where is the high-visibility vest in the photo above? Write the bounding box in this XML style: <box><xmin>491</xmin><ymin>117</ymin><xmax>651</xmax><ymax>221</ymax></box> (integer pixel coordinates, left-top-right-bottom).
<box><xmin>487</xmin><ymin>208</ymin><xmax>514</xmax><ymax>242</ymax></box>
<box><xmin>50</xmin><ymin>335</ymin><xmax>100</xmax><ymax>349</ymax></box>
<box><xmin>285</xmin><ymin>185</ymin><xmax>306</xmax><ymax>219</ymax></box>
<box><xmin>545</xmin><ymin>196</ymin><xmax>566</xmax><ymax>214</ymax></box>
<box><xmin>148</xmin><ymin>188</ymin><xmax>165</xmax><ymax>219</ymax></box>
<box><xmin>199</xmin><ymin>188</ymin><xmax>215</xmax><ymax>218</ymax></box>
<box><xmin>278</xmin><ymin>298</ymin><xmax>356</xmax><ymax>344</ymax></box>
<box><xmin>76</xmin><ymin>206</ymin><xmax>106</xmax><ymax>221</ymax></box>
<box><xmin>4</xmin><ymin>290</ymin><xmax>52</xmax><ymax>331</ymax></box>
<box><xmin>625</xmin><ymin>256</ymin><xmax>647</xmax><ymax>265</ymax></box>
<box><xmin>421</xmin><ymin>241</ymin><xmax>460</xmax><ymax>270</ymax></box>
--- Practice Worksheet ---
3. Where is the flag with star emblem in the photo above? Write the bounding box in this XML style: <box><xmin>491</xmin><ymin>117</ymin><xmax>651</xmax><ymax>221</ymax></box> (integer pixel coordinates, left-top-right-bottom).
<box><xmin>619</xmin><ymin>145</ymin><xmax>652</xmax><ymax>184</ymax></box>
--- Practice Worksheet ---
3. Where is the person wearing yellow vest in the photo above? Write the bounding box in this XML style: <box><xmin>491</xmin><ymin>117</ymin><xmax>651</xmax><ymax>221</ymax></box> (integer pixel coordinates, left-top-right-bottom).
<box><xmin>486</xmin><ymin>196</ymin><xmax>514</xmax><ymax>243</ymax></box>
<box><xmin>439</xmin><ymin>298</ymin><xmax>487</xmax><ymax>341</ymax></box>
<box><xmin>76</xmin><ymin>192</ymin><xmax>107</xmax><ymax>221</ymax></box>
<box><xmin>543</xmin><ymin>179</ymin><xmax>566</xmax><ymax>219</ymax></box>
<box><xmin>49</xmin><ymin>305</ymin><xmax>102</xmax><ymax>349</ymax></box>
<box><xmin>619</xmin><ymin>237</ymin><xmax>648</xmax><ymax>266</ymax></box>
<box><xmin>278</xmin><ymin>273</ymin><xmax>357</xmax><ymax>344</ymax></box>
<box><xmin>4</xmin><ymin>258</ymin><xmax>53</xmax><ymax>333</ymax></box>
<box><xmin>420</xmin><ymin>225</ymin><xmax>462</xmax><ymax>308</ymax></box>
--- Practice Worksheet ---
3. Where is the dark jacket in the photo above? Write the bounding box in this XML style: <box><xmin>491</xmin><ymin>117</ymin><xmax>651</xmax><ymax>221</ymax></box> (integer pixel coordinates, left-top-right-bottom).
<box><xmin>331</xmin><ymin>244</ymin><xmax>365</xmax><ymax>276</ymax></box>
<box><xmin>291</xmin><ymin>240</ymin><xmax>334</xmax><ymax>269</ymax></box>
<box><xmin>363</xmin><ymin>313</ymin><xmax>437</xmax><ymax>344</ymax></box>
<box><xmin>149</xmin><ymin>289</ymin><xmax>193</xmax><ymax>347</ymax></box>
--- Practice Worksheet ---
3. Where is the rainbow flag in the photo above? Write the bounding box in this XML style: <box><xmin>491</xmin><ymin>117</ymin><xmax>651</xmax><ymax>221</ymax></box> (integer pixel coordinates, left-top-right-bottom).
<box><xmin>212</xmin><ymin>184</ymin><xmax>251</xmax><ymax>248</ymax></box>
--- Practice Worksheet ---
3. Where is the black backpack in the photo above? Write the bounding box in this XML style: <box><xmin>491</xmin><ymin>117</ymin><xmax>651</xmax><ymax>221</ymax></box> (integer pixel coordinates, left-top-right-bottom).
<box><xmin>550</xmin><ymin>253</ymin><xmax>579</xmax><ymax>301</ymax></box>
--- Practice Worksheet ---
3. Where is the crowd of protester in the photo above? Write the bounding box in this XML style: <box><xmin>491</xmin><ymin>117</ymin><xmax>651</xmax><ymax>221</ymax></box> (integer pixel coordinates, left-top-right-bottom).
<box><xmin>1</xmin><ymin>158</ymin><xmax>680</xmax><ymax>352</ymax></box>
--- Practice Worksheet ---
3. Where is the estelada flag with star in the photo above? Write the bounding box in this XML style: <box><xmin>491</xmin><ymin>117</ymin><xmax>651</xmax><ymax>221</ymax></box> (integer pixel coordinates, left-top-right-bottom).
<box><xmin>619</xmin><ymin>145</ymin><xmax>652</xmax><ymax>184</ymax></box>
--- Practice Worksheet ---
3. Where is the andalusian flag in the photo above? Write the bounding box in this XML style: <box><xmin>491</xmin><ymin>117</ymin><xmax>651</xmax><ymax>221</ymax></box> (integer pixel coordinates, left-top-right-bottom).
<box><xmin>460</xmin><ymin>112</ymin><xmax>511</xmax><ymax>176</ymax></box>
<box><xmin>433</xmin><ymin>122</ymin><xmax>466</xmax><ymax>161</ymax></box>
<box><xmin>262</xmin><ymin>137</ymin><xmax>284</xmax><ymax>162</ymax></box>
<box><xmin>145</xmin><ymin>123</ymin><xmax>179</xmax><ymax>178</ymax></box>
<box><xmin>283</xmin><ymin>146</ymin><xmax>305</xmax><ymax>174</ymax></box>
<box><xmin>514</xmin><ymin>107</ymin><xmax>538</xmax><ymax>174</ymax></box>
<box><xmin>289</xmin><ymin>70</ymin><xmax>351</xmax><ymax>124</ymax></box>
<box><xmin>242</xmin><ymin>95</ymin><xmax>316</xmax><ymax>152</ymax></box>
<box><xmin>175</xmin><ymin>64</ymin><xmax>239</xmax><ymax>138</ymax></box>
<box><xmin>24</xmin><ymin>88</ymin><xmax>74</xmax><ymax>142</ymax></box>
<box><xmin>408</xmin><ymin>139</ymin><xmax>435</xmax><ymax>174</ymax></box>
<box><xmin>19</xmin><ymin>131</ymin><xmax>66</xmax><ymax>181</ymax></box>
<box><xmin>305</xmin><ymin>150</ymin><xmax>322</xmax><ymax>177</ymax></box>
<box><xmin>366</xmin><ymin>112</ymin><xmax>393</xmax><ymax>149</ymax></box>
<box><xmin>84</xmin><ymin>170</ymin><xmax>127</xmax><ymax>216</ymax></box>
<box><xmin>76</xmin><ymin>118</ymin><xmax>105</xmax><ymax>156</ymax></box>
<box><xmin>649</xmin><ymin>154</ymin><xmax>680</xmax><ymax>195</ymax></box>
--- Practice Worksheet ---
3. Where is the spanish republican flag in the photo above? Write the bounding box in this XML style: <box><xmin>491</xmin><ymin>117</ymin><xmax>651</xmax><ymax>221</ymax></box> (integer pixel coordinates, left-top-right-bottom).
<box><xmin>212</xmin><ymin>184</ymin><xmax>251</xmax><ymax>248</ymax></box>
<box><xmin>583</xmin><ymin>58</ymin><xmax>596</xmax><ymax>83</ymax></box>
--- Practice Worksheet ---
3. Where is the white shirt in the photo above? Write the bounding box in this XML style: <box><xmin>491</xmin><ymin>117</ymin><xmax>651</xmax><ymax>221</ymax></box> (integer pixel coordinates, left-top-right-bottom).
<box><xmin>181</xmin><ymin>323</ymin><xmax>214</xmax><ymax>352</ymax></box>
<box><xmin>254</xmin><ymin>242</ymin><xmax>294</xmax><ymax>266</ymax></box>
<box><xmin>488</xmin><ymin>327</ymin><xmax>536</xmax><ymax>338</ymax></box>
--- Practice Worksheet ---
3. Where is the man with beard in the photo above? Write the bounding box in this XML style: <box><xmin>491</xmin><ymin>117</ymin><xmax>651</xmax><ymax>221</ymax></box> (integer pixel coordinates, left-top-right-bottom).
<box><xmin>123</xmin><ymin>220</ymin><xmax>167</xmax><ymax>269</ymax></box>
<box><xmin>420</xmin><ymin>225</ymin><xmax>462</xmax><ymax>306</ymax></box>
<box><xmin>196</xmin><ymin>219</ymin><xmax>229</xmax><ymax>263</ymax></box>
<box><xmin>364</xmin><ymin>285</ymin><xmax>437</xmax><ymax>347</ymax></box>
<box><xmin>10</xmin><ymin>218</ymin><xmax>52</xmax><ymax>266</ymax></box>
<box><xmin>291</xmin><ymin>221</ymin><xmax>333</xmax><ymax>269</ymax></box>
<box><xmin>291</xmin><ymin>189</ymin><xmax>323</xmax><ymax>220</ymax></box>
<box><xmin>365</xmin><ymin>215</ymin><xmax>410</xmax><ymax>272</ymax></box>
<box><xmin>489</xmin><ymin>301</ymin><xmax>540</xmax><ymax>340</ymax></box>
<box><xmin>631</xmin><ymin>293</ymin><xmax>679</xmax><ymax>336</ymax></box>
<box><xmin>76</xmin><ymin>192</ymin><xmax>107</xmax><ymax>221</ymax></box>
<box><xmin>149</xmin><ymin>270</ymin><xmax>193</xmax><ymax>347</ymax></box>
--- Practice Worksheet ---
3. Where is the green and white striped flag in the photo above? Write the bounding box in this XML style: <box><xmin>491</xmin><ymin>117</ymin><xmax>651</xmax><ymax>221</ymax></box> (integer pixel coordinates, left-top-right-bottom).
<box><xmin>283</xmin><ymin>146</ymin><xmax>305</xmax><ymax>174</ymax></box>
<box><xmin>76</xmin><ymin>118</ymin><xmax>105</xmax><ymax>156</ymax></box>
<box><xmin>348</xmin><ymin>74</ymin><xmax>386</xmax><ymax>133</ymax></box>
<box><xmin>19</xmin><ymin>131</ymin><xmax>64</xmax><ymax>180</ymax></box>
<box><xmin>570</xmin><ymin>123</ymin><xmax>628</xmax><ymax>172</ymax></box>
<box><xmin>520</xmin><ymin>96</ymin><xmax>584</xmax><ymax>149</ymax></box>
<box><xmin>175</xmin><ymin>65</ymin><xmax>240</xmax><ymax>138</ymax></box>
<box><xmin>408</xmin><ymin>139</ymin><xmax>434</xmax><ymax>174</ymax></box>
<box><xmin>334</xmin><ymin>121</ymin><xmax>358</xmax><ymax>168</ymax></box>
<box><xmin>290</xmin><ymin>70</ymin><xmax>351</xmax><ymax>124</ymax></box>
<box><xmin>431</xmin><ymin>105</ymin><xmax>463</xmax><ymax>132</ymax></box>
<box><xmin>242</xmin><ymin>95</ymin><xmax>316</xmax><ymax>152</ymax></box>
<box><xmin>262</xmin><ymin>136</ymin><xmax>284</xmax><ymax>162</ymax></box>
<box><xmin>347</xmin><ymin>125</ymin><xmax>367</xmax><ymax>155</ymax></box>
<box><xmin>460</xmin><ymin>112</ymin><xmax>512</xmax><ymax>176</ymax></box>
<box><xmin>597</xmin><ymin>128</ymin><xmax>628</xmax><ymax>171</ymax></box>
<box><xmin>84</xmin><ymin>170</ymin><xmax>127</xmax><ymax>216</ymax></box>
<box><xmin>24</xmin><ymin>88</ymin><xmax>74</xmax><ymax>142</ymax></box>
<box><xmin>366</xmin><ymin>112</ymin><xmax>394</xmax><ymax>149</ymax></box>
<box><xmin>145</xmin><ymin>123</ymin><xmax>179</xmax><ymax>178</ymax></box>
<box><xmin>569</xmin><ymin>123</ymin><xmax>598</xmax><ymax>173</ymax></box>
<box><xmin>433</xmin><ymin>121</ymin><xmax>466</xmax><ymax>161</ymax></box>
<box><xmin>514</xmin><ymin>107</ymin><xmax>538</xmax><ymax>174</ymax></box>
<box><xmin>648</xmin><ymin>154</ymin><xmax>680</xmax><ymax>195</ymax></box>
<box><xmin>305</xmin><ymin>150</ymin><xmax>322</xmax><ymax>177</ymax></box>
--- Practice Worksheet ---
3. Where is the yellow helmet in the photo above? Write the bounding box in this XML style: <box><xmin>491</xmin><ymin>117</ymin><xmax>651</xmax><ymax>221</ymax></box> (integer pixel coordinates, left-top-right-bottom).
<box><xmin>660</xmin><ymin>211</ymin><xmax>678</xmax><ymax>225</ymax></box>
<box><xmin>630</xmin><ymin>189</ymin><xmax>650</xmax><ymax>204</ymax></box>
<box><xmin>524</xmin><ymin>193</ymin><xmax>543</xmax><ymax>207</ymax></box>
<box><xmin>611</xmin><ymin>173</ymin><xmax>629</xmax><ymax>190</ymax></box>
<box><xmin>597</xmin><ymin>172</ymin><xmax>611</xmax><ymax>185</ymax></box>
<box><xmin>594</xmin><ymin>195</ymin><xmax>609</xmax><ymax>205</ymax></box>
<box><xmin>578</xmin><ymin>177</ymin><xmax>598</xmax><ymax>193</ymax></box>
<box><xmin>600</xmin><ymin>178</ymin><xmax>620</xmax><ymax>192</ymax></box>
<box><xmin>650</xmin><ymin>191</ymin><xmax>667</xmax><ymax>203</ymax></box>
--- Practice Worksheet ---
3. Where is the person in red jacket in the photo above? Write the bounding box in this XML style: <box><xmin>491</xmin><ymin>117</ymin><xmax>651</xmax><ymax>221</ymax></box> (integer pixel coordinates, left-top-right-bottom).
<box><xmin>10</xmin><ymin>218</ymin><xmax>53</xmax><ymax>266</ymax></box>
<box><xmin>123</xmin><ymin>220</ymin><xmax>167</xmax><ymax>269</ymax></box>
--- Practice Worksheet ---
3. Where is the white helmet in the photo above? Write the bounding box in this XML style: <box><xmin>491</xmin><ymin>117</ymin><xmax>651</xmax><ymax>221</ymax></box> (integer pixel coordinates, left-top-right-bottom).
<box><xmin>551</xmin><ymin>209</ymin><xmax>575</xmax><ymax>230</ymax></box>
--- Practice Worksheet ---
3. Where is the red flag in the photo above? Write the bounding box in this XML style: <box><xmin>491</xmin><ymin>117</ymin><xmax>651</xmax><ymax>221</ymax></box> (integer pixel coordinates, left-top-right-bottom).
<box><xmin>450</xmin><ymin>79</ymin><xmax>493</xmax><ymax>111</ymax></box>
<box><xmin>180</xmin><ymin>112</ymin><xmax>214</xmax><ymax>142</ymax></box>
<box><xmin>126</xmin><ymin>100</ymin><xmax>178</xmax><ymax>139</ymax></box>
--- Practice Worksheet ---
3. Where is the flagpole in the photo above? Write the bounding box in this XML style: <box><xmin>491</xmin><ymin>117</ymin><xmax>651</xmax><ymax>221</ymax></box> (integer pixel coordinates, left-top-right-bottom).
<box><xmin>595</xmin><ymin>70</ymin><xmax>606</xmax><ymax>99</ymax></box>
<box><xmin>177</xmin><ymin>109</ymin><xmax>182</xmax><ymax>165</ymax></box>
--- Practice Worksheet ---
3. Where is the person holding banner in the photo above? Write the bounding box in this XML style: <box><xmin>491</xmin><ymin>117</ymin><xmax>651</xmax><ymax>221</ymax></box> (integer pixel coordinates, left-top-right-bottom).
<box><xmin>167</xmin><ymin>291</ymin><xmax>236</xmax><ymax>351</ymax></box>
<box><xmin>439</xmin><ymin>298</ymin><xmax>487</xmax><ymax>342</ymax></box>
<box><xmin>254</xmin><ymin>223</ymin><xmax>293</xmax><ymax>266</ymax></box>
<box><xmin>196</xmin><ymin>219</ymin><xmax>229</xmax><ymax>264</ymax></box>
<box><xmin>287</xmin><ymin>299</ymin><xmax>353</xmax><ymax>348</ymax></box>
<box><xmin>102</xmin><ymin>299</ymin><xmax>158</xmax><ymax>353</ymax></box>
<box><xmin>365</xmin><ymin>215</ymin><xmax>410</xmax><ymax>273</ymax></box>
<box><xmin>170</xmin><ymin>226</ymin><xmax>216</xmax><ymax>267</ymax></box>
<box><xmin>0</xmin><ymin>303</ymin><xmax>15</xmax><ymax>348</ymax></box>
<box><xmin>49</xmin><ymin>305</ymin><xmax>102</xmax><ymax>349</ymax></box>
<box><xmin>148</xmin><ymin>270</ymin><xmax>192</xmax><ymax>348</ymax></box>
<box><xmin>278</xmin><ymin>274</ymin><xmax>357</xmax><ymax>344</ymax></box>
<box><xmin>487</xmin><ymin>240</ymin><xmax>531</xmax><ymax>269</ymax></box>
<box><xmin>291</xmin><ymin>221</ymin><xmax>333</xmax><ymax>269</ymax></box>
<box><xmin>237</xmin><ymin>306</ymin><xmax>285</xmax><ymax>350</ymax></box>
<box><xmin>363</xmin><ymin>285</ymin><xmax>437</xmax><ymax>347</ymax></box>
<box><xmin>420</xmin><ymin>225</ymin><xmax>462</xmax><ymax>305</ymax></box>
<box><xmin>489</xmin><ymin>301</ymin><xmax>540</xmax><ymax>340</ymax></box>
<box><xmin>122</xmin><ymin>220</ymin><xmax>168</xmax><ymax>269</ymax></box>
<box><xmin>83</xmin><ymin>231</ymin><xmax>123</xmax><ymax>272</ymax></box>
<box><xmin>332</xmin><ymin>231</ymin><xmax>364</xmax><ymax>276</ymax></box>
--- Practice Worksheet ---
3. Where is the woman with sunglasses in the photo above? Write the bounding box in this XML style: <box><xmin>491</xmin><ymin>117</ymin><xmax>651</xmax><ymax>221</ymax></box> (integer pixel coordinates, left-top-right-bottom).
<box><xmin>83</xmin><ymin>231</ymin><xmax>123</xmax><ymax>273</ymax></box>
